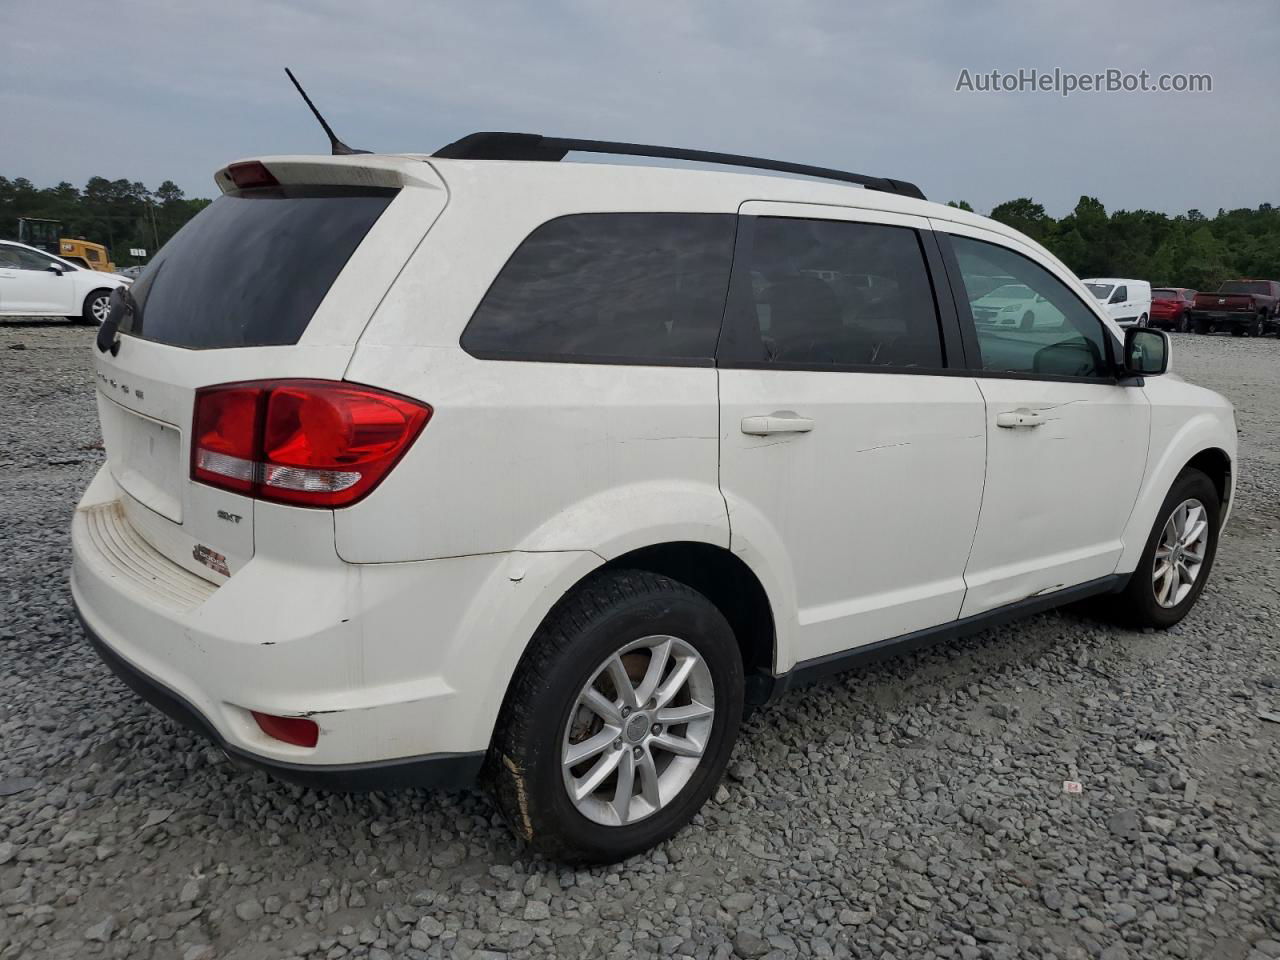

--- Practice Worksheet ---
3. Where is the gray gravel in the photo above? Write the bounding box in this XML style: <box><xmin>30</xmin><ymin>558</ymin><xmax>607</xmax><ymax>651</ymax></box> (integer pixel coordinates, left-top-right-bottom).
<box><xmin>1</xmin><ymin>320</ymin><xmax>1277</xmax><ymax>960</ymax></box>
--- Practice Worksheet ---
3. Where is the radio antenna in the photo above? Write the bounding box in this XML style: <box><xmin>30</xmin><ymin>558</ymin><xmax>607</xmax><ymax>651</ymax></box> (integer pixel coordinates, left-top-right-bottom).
<box><xmin>284</xmin><ymin>67</ymin><xmax>370</xmax><ymax>156</ymax></box>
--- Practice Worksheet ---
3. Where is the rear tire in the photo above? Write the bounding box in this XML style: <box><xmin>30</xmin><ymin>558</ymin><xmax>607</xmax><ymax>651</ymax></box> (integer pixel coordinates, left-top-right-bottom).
<box><xmin>1252</xmin><ymin>314</ymin><xmax>1266</xmax><ymax>337</ymax></box>
<box><xmin>1179</xmin><ymin>312</ymin><xmax>1191</xmax><ymax>333</ymax></box>
<box><xmin>1111</xmin><ymin>469</ymin><xmax>1220</xmax><ymax>629</ymax></box>
<box><xmin>489</xmin><ymin>569</ymin><xmax>743</xmax><ymax>863</ymax></box>
<box><xmin>1138</xmin><ymin>313</ymin><xmax>1148</xmax><ymax>328</ymax></box>
<box><xmin>82</xmin><ymin>289</ymin><xmax>112</xmax><ymax>326</ymax></box>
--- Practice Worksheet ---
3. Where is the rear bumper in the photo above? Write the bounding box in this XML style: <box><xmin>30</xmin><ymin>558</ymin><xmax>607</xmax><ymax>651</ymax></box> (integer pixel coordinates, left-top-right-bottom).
<box><xmin>1190</xmin><ymin>310</ymin><xmax>1255</xmax><ymax>326</ymax></box>
<box><xmin>77</xmin><ymin>606</ymin><xmax>484</xmax><ymax>791</ymax></box>
<box><xmin>70</xmin><ymin>465</ymin><xmax>593</xmax><ymax>785</ymax></box>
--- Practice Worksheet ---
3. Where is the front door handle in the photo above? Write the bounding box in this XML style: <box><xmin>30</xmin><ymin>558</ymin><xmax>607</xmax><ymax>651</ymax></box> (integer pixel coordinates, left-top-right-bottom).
<box><xmin>996</xmin><ymin>408</ymin><xmax>1045</xmax><ymax>429</ymax></box>
<box><xmin>741</xmin><ymin>412</ymin><xmax>816</xmax><ymax>436</ymax></box>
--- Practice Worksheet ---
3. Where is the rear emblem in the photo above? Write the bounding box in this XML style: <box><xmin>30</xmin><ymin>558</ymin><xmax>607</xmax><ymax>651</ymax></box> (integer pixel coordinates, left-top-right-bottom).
<box><xmin>217</xmin><ymin>509</ymin><xmax>243</xmax><ymax>525</ymax></box>
<box><xmin>192</xmin><ymin>544</ymin><xmax>230</xmax><ymax>577</ymax></box>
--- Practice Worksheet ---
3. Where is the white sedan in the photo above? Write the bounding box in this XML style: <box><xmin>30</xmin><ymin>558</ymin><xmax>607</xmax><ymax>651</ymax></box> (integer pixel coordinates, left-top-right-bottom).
<box><xmin>0</xmin><ymin>239</ymin><xmax>132</xmax><ymax>324</ymax></box>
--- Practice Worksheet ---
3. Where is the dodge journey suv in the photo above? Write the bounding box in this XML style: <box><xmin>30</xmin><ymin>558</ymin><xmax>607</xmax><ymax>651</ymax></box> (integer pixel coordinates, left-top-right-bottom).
<box><xmin>71</xmin><ymin>133</ymin><xmax>1236</xmax><ymax>862</ymax></box>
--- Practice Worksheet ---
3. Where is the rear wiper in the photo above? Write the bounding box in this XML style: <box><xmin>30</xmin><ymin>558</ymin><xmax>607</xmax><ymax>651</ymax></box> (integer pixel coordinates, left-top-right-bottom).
<box><xmin>96</xmin><ymin>287</ymin><xmax>133</xmax><ymax>356</ymax></box>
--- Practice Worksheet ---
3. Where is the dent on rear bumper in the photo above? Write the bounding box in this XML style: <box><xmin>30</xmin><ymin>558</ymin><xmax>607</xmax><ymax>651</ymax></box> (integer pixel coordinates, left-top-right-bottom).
<box><xmin>70</xmin><ymin>480</ymin><xmax>597</xmax><ymax>769</ymax></box>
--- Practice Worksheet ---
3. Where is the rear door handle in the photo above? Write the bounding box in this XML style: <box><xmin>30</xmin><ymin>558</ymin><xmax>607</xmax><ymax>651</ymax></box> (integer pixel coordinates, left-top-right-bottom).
<box><xmin>996</xmin><ymin>408</ymin><xmax>1045</xmax><ymax>429</ymax></box>
<box><xmin>741</xmin><ymin>412</ymin><xmax>815</xmax><ymax>436</ymax></box>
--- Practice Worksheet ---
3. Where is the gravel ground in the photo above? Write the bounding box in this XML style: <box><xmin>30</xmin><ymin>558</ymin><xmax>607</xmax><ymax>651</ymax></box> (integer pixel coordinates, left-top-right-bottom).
<box><xmin>1</xmin><ymin>321</ymin><xmax>1277</xmax><ymax>960</ymax></box>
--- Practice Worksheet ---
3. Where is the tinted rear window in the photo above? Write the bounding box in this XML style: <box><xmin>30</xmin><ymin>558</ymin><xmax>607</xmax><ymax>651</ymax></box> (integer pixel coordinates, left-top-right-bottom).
<box><xmin>461</xmin><ymin>213</ymin><xmax>736</xmax><ymax>364</ymax></box>
<box><xmin>121</xmin><ymin>187</ymin><xmax>395</xmax><ymax>349</ymax></box>
<box><xmin>1152</xmin><ymin>288</ymin><xmax>1177</xmax><ymax>298</ymax></box>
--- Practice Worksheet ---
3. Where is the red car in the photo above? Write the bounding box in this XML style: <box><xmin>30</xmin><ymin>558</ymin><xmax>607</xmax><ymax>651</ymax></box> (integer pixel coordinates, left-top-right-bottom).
<box><xmin>1150</xmin><ymin>287</ymin><xmax>1197</xmax><ymax>331</ymax></box>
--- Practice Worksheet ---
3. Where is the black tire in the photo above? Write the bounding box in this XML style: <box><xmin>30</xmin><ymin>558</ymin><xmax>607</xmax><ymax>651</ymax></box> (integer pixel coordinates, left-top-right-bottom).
<box><xmin>1137</xmin><ymin>313</ymin><xmax>1148</xmax><ymax>328</ymax></box>
<box><xmin>1252</xmin><ymin>314</ymin><xmax>1266</xmax><ymax>337</ymax></box>
<box><xmin>81</xmin><ymin>289</ymin><xmax>112</xmax><ymax>326</ymax></box>
<box><xmin>1019</xmin><ymin>311</ymin><xmax>1035</xmax><ymax>331</ymax></box>
<box><xmin>1112</xmin><ymin>468</ymin><xmax>1220</xmax><ymax>629</ymax></box>
<box><xmin>489</xmin><ymin>569</ymin><xmax>743</xmax><ymax>863</ymax></box>
<box><xmin>1179</xmin><ymin>312</ymin><xmax>1191</xmax><ymax>333</ymax></box>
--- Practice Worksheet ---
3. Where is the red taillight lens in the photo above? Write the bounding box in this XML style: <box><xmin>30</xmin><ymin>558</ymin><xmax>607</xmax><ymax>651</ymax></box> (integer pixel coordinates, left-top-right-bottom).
<box><xmin>226</xmin><ymin>161</ymin><xmax>279</xmax><ymax>189</ymax></box>
<box><xmin>252</xmin><ymin>712</ymin><xmax>319</xmax><ymax>748</ymax></box>
<box><xmin>191</xmin><ymin>380</ymin><xmax>431</xmax><ymax>508</ymax></box>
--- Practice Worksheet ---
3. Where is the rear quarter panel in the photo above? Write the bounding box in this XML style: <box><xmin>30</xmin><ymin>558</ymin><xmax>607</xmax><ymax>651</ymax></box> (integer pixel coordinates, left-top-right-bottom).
<box><xmin>337</xmin><ymin>162</ymin><xmax>740</xmax><ymax>563</ymax></box>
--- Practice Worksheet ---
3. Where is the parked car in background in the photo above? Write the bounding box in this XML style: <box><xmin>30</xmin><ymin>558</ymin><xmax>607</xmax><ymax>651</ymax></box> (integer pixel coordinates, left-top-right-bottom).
<box><xmin>1150</xmin><ymin>287</ymin><xmax>1197</xmax><ymax>332</ymax></box>
<box><xmin>1083</xmin><ymin>278</ymin><xmax>1153</xmax><ymax>328</ymax></box>
<box><xmin>970</xmin><ymin>282</ymin><xmax>1064</xmax><ymax>329</ymax></box>
<box><xmin>1189</xmin><ymin>280</ymin><xmax>1280</xmax><ymax>336</ymax></box>
<box><xmin>0</xmin><ymin>239</ymin><xmax>131</xmax><ymax>323</ymax></box>
<box><xmin>72</xmin><ymin>139</ymin><xmax>1236</xmax><ymax>862</ymax></box>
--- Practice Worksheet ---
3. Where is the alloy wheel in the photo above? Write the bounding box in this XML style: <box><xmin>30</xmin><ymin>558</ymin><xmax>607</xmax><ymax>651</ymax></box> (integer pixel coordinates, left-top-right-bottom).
<box><xmin>91</xmin><ymin>295</ymin><xmax>111</xmax><ymax>323</ymax></box>
<box><xmin>1152</xmin><ymin>498</ymin><xmax>1210</xmax><ymax>608</ymax></box>
<box><xmin>561</xmin><ymin>635</ymin><xmax>715</xmax><ymax>827</ymax></box>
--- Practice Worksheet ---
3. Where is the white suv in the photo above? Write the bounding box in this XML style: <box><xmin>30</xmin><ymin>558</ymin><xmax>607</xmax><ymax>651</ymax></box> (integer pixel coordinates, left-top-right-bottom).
<box><xmin>71</xmin><ymin>135</ymin><xmax>1236</xmax><ymax>862</ymax></box>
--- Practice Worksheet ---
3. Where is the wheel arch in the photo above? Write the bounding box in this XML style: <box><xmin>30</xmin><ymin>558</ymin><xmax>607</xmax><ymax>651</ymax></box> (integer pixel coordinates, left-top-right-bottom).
<box><xmin>1117</xmin><ymin>419</ymin><xmax>1235</xmax><ymax>574</ymax></box>
<box><xmin>596</xmin><ymin>541</ymin><xmax>778</xmax><ymax>702</ymax></box>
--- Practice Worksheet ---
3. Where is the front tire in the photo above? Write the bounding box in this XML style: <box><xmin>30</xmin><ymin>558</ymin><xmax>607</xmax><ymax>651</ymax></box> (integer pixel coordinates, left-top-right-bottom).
<box><xmin>82</xmin><ymin>289</ymin><xmax>112</xmax><ymax>326</ymax></box>
<box><xmin>1113</xmin><ymin>469</ymin><xmax>1220</xmax><ymax>629</ymax></box>
<box><xmin>1137</xmin><ymin>313</ymin><xmax>1148</xmax><ymax>328</ymax></box>
<box><xmin>489</xmin><ymin>569</ymin><xmax>743</xmax><ymax>863</ymax></box>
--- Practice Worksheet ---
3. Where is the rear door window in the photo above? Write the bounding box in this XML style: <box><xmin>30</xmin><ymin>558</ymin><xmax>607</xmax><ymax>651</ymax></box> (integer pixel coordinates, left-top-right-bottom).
<box><xmin>461</xmin><ymin>213</ymin><xmax>736</xmax><ymax>364</ymax></box>
<box><xmin>120</xmin><ymin>187</ymin><xmax>396</xmax><ymax>349</ymax></box>
<box><xmin>719</xmin><ymin>217</ymin><xmax>945</xmax><ymax>369</ymax></box>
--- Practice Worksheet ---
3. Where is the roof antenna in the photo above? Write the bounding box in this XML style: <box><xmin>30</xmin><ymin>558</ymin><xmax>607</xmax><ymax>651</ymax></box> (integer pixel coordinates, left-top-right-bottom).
<box><xmin>284</xmin><ymin>67</ymin><xmax>370</xmax><ymax>156</ymax></box>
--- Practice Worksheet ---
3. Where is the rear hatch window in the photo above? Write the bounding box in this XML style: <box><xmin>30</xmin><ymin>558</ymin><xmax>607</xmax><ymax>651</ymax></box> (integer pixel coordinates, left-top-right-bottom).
<box><xmin>120</xmin><ymin>186</ymin><xmax>396</xmax><ymax>349</ymax></box>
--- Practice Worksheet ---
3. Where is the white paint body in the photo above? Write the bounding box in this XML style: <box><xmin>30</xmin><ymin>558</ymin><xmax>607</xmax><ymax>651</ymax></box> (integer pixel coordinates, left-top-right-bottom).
<box><xmin>71</xmin><ymin>154</ymin><xmax>1237</xmax><ymax>769</ymax></box>
<box><xmin>0</xmin><ymin>239</ymin><xmax>131</xmax><ymax>319</ymax></box>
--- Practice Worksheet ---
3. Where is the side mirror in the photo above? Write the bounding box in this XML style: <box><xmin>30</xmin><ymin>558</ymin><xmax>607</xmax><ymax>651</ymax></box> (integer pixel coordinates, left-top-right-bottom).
<box><xmin>1123</xmin><ymin>328</ymin><xmax>1169</xmax><ymax>377</ymax></box>
<box><xmin>46</xmin><ymin>263</ymin><xmax>64</xmax><ymax>275</ymax></box>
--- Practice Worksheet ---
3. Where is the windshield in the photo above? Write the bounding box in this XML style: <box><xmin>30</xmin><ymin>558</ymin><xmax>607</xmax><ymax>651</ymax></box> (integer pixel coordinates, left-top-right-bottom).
<box><xmin>120</xmin><ymin>186</ymin><xmax>395</xmax><ymax>349</ymax></box>
<box><xmin>1219</xmin><ymin>281</ymin><xmax>1269</xmax><ymax>296</ymax></box>
<box><xmin>1085</xmin><ymin>283</ymin><xmax>1114</xmax><ymax>300</ymax></box>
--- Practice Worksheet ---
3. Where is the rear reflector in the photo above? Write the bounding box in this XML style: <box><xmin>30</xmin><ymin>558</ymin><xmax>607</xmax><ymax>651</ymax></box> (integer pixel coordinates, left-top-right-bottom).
<box><xmin>226</xmin><ymin>161</ymin><xmax>279</xmax><ymax>189</ymax></box>
<box><xmin>192</xmin><ymin>380</ymin><xmax>431</xmax><ymax>507</ymax></box>
<box><xmin>252</xmin><ymin>712</ymin><xmax>319</xmax><ymax>748</ymax></box>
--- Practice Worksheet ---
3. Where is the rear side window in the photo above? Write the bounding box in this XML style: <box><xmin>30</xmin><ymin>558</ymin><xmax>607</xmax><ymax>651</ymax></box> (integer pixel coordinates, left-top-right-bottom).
<box><xmin>720</xmin><ymin>217</ymin><xmax>945</xmax><ymax>369</ymax></box>
<box><xmin>121</xmin><ymin>187</ymin><xmax>395</xmax><ymax>349</ymax></box>
<box><xmin>461</xmin><ymin>213</ymin><xmax>736</xmax><ymax>364</ymax></box>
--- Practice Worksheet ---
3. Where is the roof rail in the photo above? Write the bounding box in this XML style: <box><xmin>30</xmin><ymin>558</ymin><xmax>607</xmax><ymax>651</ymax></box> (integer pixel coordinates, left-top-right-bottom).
<box><xmin>432</xmin><ymin>132</ymin><xmax>926</xmax><ymax>201</ymax></box>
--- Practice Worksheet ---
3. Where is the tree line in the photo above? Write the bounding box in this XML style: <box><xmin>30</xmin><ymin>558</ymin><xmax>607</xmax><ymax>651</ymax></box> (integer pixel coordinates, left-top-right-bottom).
<box><xmin>0</xmin><ymin>176</ymin><xmax>210</xmax><ymax>268</ymax></box>
<box><xmin>3</xmin><ymin>173</ymin><xmax>1276</xmax><ymax>289</ymax></box>
<box><xmin>949</xmin><ymin>196</ymin><xmax>1279</xmax><ymax>290</ymax></box>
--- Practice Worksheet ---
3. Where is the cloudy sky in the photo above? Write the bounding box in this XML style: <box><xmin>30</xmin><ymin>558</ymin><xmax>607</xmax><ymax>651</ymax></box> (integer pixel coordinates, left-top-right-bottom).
<box><xmin>3</xmin><ymin>0</ymin><xmax>1276</xmax><ymax>216</ymax></box>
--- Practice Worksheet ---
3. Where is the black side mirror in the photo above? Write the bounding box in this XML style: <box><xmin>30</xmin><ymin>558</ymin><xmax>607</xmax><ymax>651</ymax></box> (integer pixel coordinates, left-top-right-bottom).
<box><xmin>1123</xmin><ymin>327</ymin><xmax>1169</xmax><ymax>377</ymax></box>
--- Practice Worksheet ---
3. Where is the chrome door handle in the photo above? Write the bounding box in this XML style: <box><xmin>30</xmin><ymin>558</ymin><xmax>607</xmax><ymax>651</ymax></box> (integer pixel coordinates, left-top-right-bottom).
<box><xmin>741</xmin><ymin>412</ymin><xmax>815</xmax><ymax>436</ymax></box>
<box><xmin>996</xmin><ymin>409</ymin><xmax>1045</xmax><ymax>429</ymax></box>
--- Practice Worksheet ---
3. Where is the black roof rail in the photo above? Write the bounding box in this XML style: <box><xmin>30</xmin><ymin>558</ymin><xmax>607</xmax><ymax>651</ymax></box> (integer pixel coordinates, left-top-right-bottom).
<box><xmin>432</xmin><ymin>132</ymin><xmax>926</xmax><ymax>201</ymax></box>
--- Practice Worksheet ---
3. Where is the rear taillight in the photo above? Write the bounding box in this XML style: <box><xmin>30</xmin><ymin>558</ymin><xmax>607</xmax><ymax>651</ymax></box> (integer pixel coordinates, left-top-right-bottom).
<box><xmin>192</xmin><ymin>380</ymin><xmax>431</xmax><ymax>508</ymax></box>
